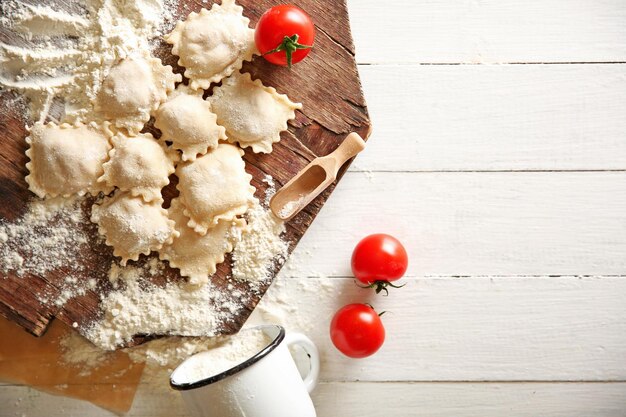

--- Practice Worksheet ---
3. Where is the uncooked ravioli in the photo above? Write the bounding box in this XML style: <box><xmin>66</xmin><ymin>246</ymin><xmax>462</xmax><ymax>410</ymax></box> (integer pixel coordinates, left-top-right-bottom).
<box><xmin>25</xmin><ymin>121</ymin><xmax>113</xmax><ymax>199</ymax></box>
<box><xmin>99</xmin><ymin>132</ymin><xmax>176</xmax><ymax>202</ymax></box>
<box><xmin>208</xmin><ymin>71</ymin><xmax>302</xmax><ymax>153</ymax></box>
<box><xmin>95</xmin><ymin>53</ymin><xmax>180</xmax><ymax>135</ymax></box>
<box><xmin>154</xmin><ymin>85</ymin><xmax>226</xmax><ymax>161</ymax></box>
<box><xmin>176</xmin><ymin>143</ymin><xmax>255</xmax><ymax>235</ymax></box>
<box><xmin>91</xmin><ymin>191</ymin><xmax>179</xmax><ymax>265</ymax></box>
<box><xmin>160</xmin><ymin>198</ymin><xmax>245</xmax><ymax>286</ymax></box>
<box><xmin>165</xmin><ymin>0</ymin><xmax>256</xmax><ymax>90</ymax></box>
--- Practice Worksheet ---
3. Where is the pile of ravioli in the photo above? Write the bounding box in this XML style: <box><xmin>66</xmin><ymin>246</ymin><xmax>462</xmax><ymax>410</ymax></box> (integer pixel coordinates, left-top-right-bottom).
<box><xmin>24</xmin><ymin>0</ymin><xmax>301</xmax><ymax>286</ymax></box>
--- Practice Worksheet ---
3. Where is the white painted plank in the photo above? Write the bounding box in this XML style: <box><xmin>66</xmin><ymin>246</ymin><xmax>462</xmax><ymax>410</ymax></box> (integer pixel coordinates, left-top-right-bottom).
<box><xmin>247</xmin><ymin>276</ymin><xmax>626</xmax><ymax>381</ymax></box>
<box><xmin>2</xmin><ymin>382</ymin><xmax>626</xmax><ymax>416</ymax></box>
<box><xmin>351</xmin><ymin>64</ymin><xmax>626</xmax><ymax>172</ymax></box>
<box><xmin>290</xmin><ymin>171</ymin><xmax>626</xmax><ymax>276</ymax></box>
<box><xmin>314</xmin><ymin>382</ymin><xmax>626</xmax><ymax>417</ymax></box>
<box><xmin>347</xmin><ymin>0</ymin><xmax>626</xmax><ymax>64</ymax></box>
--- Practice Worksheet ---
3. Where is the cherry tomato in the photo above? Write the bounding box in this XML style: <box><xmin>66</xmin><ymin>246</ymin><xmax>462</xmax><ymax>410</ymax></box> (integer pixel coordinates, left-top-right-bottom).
<box><xmin>330</xmin><ymin>303</ymin><xmax>385</xmax><ymax>358</ymax></box>
<box><xmin>255</xmin><ymin>5</ymin><xmax>315</xmax><ymax>68</ymax></box>
<box><xmin>351</xmin><ymin>234</ymin><xmax>408</xmax><ymax>294</ymax></box>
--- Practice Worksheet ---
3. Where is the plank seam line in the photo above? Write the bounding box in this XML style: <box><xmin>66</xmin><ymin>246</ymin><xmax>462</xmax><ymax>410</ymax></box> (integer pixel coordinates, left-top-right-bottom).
<box><xmin>319</xmin><ymin>380</ymin><xmax>626</xmax><ymax>384</ymax></box>
<box><xmin>356</xmin><ymin>61</ymin><xmax>626</xmax><ymax>66</ymax></box>
<box><xmin>2</xmin><ymin>381</ymin><xmax>626</xmax><ymax>387</ymax></box>
<box><xmin>292</xmin><ymin>275</ymin><xmax>626</xmax><ymax>279</ymax></box>
<box><xmin>347</xmin><ymin>169</ymin><xmax>626</xmax><ymax>173</ymax></box>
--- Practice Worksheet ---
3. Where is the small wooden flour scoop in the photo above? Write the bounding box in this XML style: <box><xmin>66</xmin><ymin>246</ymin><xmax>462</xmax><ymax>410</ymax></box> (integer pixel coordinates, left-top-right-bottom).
<box><xmin>270</xmin><ymin>132</ymin><xmax>366</xmax><ymax>221</ymax></box>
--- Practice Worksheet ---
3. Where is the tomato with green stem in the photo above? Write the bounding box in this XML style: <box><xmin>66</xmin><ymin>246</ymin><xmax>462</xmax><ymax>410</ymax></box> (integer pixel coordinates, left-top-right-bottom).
<box><xmin>351</xmin><ymin>234</ymin><xmax>408</xmax><ymax>295</ymax></box>
<box><xmin>255</xmin><ymin>5</ymin><xmax>315</xmax><ymax>68</ymax></box>
<box><xmin>330</xmin><ymin>303</ymin><xmax>385</xmax><ymax>358</ymax></box>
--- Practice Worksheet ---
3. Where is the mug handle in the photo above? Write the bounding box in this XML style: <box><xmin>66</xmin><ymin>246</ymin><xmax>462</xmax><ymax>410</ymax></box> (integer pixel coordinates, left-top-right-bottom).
<box><xmin>284</xmin><ymin>332</ymin><xmax>320</xmax><ymax>393</ymax></box>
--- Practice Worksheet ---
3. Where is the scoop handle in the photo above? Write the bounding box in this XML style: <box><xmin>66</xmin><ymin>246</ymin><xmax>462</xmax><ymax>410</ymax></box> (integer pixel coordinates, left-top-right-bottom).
<box><xmin>328</xmin><ymin>132</ymin><xmax>366</xmax><ymax>173</ymax></box>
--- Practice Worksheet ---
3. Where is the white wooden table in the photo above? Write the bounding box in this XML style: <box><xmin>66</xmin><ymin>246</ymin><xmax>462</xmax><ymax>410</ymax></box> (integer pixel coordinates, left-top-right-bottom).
<box><xmin>2</xmin><ymin>0</ymin><xmax>626</xmax><ymax>415</ymax></box>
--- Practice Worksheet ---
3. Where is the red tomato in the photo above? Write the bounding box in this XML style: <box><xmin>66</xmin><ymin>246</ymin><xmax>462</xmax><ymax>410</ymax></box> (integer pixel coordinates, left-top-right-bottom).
<box><xmin>330</xmin><ymin>303</ymin><xmax>385</xmax><ymax>358</ymax></box>
<box><xmin>255</xmin><ymin>5</ymin><xmax>315</xmax><ymax>68</ymax></box>
<box><xmin>351</xmin><ymin>234</ymin><xmax>408</xmax><ymax>294</ymax></box>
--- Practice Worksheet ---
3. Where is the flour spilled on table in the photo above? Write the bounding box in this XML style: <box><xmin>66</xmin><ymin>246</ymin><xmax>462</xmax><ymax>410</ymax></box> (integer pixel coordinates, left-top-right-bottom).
<box><xmin>0</xmin><ymin>0</ymin><xmax>177</xmax><ymax>122</ymax></box>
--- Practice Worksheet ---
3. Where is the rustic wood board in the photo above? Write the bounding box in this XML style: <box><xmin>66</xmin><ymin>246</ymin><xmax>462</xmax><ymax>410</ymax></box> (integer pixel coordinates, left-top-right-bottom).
<box><xmin>0</xmin><ymin>0</ymin><xmax>370</xmax><ymax>341</ymax></box>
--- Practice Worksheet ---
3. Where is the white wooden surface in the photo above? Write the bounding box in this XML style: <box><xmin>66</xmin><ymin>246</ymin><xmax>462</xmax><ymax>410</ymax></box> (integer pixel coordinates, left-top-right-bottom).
<box><xmin>3</xmin><ymin>0</ymin><xmax>626</xmax><ymax>415</ymax></box>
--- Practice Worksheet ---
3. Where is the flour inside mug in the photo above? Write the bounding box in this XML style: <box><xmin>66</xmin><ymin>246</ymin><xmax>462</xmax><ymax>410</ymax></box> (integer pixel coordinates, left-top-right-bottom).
<box><xmin>173</xmin><ymin>328</ymin><xmax>273</xmax><ymax>384</ymax></box>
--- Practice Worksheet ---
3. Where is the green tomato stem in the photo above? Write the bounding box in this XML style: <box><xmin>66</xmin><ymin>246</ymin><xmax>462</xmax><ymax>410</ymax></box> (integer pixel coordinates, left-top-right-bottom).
<box><xmin>262</xmin><ymin>34</ymin><xmax>312</xmax><ymax>68</ymax></box>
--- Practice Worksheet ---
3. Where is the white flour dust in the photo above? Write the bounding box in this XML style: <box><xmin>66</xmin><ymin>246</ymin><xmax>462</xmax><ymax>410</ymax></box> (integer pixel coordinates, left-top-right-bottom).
<box><xmin>231</xmin><ymin>198</ymin><xmax>289</xmax><ymax>284</ymax></box>
<box><xmin>0</xmin><ymin>197</ymin><xmax>85</xmax><ymax>276</ymax></box>
<box><xmin>84</xmin><ymin>259</ymin><xmax>252</xmax><ymax>350</ymax></box>
<box><xmin>0</xmin><ymin>197</ymin><xmax>103</xmax><ymax>307</ymax></box>
<box><xmin>0</xmin><ymin>0</ymin><xmax>177</xmax><ymax>122</ymax></box>
<box><xmin>86</xmin><ymin>194</ymin><xmax>289</xmax><ymax>350</ymax></box>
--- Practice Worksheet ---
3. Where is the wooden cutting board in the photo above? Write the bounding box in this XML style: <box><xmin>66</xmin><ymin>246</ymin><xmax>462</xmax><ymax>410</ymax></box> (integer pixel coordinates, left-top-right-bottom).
<box><xmin>0</xmin><ymin>0</ymin><xmax>370</xmax><ymax>343</ymax></box>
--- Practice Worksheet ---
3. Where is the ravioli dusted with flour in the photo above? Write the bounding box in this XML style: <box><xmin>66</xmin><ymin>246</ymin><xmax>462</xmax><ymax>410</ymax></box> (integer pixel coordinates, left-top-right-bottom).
<box><xmin>177</xmin><ymin>143</ymin><xmax>255</xmax><ymax>235</ymax></box>
<box><xmin>154</xmin><ymin>85</ymin><xmax>226</xmax><ymax>161</ymax></box>
<box><xmin>208</xmin><ymin>71</ymin><xmax>302</xmax><ymax>153</ymax></box>
<box><xmin>99</xmin><ymin>132</ymin><xmax>176</xmax><ymax>202</ymax></box>
<box><xmin>165</xmin><ymin>0</ymin><xmax>256</xmax><ymax>90</ymax></box>
<box><xmin>91</xmin><ymin>191</ymin><xmax>179</xmax><ymax>265</ymax></box>
<box><xmin>95</xmin><ymin>54</ymin><xmax>180</xmax><ymax>134</ymax></box>
<box><xmin>160</xmin><ymin>198</ymin><xmax>245</xmax><ymax>286</ymax></box>
<box><xmin>25</xmin><ymin>122</ymin><xmax>113</xmax><ymax>199</ymax></box>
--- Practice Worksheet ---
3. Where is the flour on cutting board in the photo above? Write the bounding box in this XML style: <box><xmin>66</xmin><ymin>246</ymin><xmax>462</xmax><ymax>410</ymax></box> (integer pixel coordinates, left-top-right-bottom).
<box><xmin>84</xmin><ymin>259</ymin><xmax>249</xmax><ymax>350</ymax></box>
<box><xmin>0</xmin><ymin>0</ymin><xmax>177</xmax><ymax>122</ymax></box>
<box><xmin>231</xmin><ymin>199</ymin><xmax>289</xmax><ymax>283</ymax></box>
<box><xmin>56</xmin><ymin>246</ymin><xmax>331</xmax><ymax>403</ymax></box>
<box><xmin>80</xmin><ymin>195</ymin><xmax>287</xmax><ymax>350</ymax></box>
<box><xmin>0</xmin><ymin>197</ymin><xmax>99</xmax><ymax>301</ymax></box>
<box><xmin>62</xmin><ymin>264</ymin><xmax>327</xmax><ymax>393</ymax></box>
<box><xmin>0</xmin><ymin>197</ymin><xmax>85</xmax><ymax>277</ymax></box>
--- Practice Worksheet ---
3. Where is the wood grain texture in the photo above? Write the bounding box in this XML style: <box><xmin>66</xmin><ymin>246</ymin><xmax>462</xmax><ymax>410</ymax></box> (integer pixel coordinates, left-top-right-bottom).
<box><xmin>355</xmin><ymin>64</ymin><xmax>626</xmax><ymax>172</ymax></box>
<box><xmin>0</xmin><ymin>0</ymin><xmax>371</xmax><ymax>339</ymax></box>
<box><xmin>286</xmin><ymin>171</ymin><xmax>626</xmax><ymax>276</ymax></box>
<box><xmin>347</xmin><ymin>0</ymin><xmax>626</xmax><ymax>64</ymax></box>
<box><xmin>2</xmin><ymin>382</ymin><xmax>626</xmax><ymax>417</ymax></box>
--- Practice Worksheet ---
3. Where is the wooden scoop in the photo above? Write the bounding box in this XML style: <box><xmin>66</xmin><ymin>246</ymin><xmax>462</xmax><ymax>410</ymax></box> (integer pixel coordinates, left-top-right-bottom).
<box><xmin>270</xmin><ymin>132</ymin><xmax>366</xmax><ymax>221</ymax></box>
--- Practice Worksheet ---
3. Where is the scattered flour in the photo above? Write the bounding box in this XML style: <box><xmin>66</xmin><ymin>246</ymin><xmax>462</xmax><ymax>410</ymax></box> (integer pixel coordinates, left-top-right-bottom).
<box><xmin>84</xmin><ymin>260</ymin><xmax>250</xmax><ymax>350</ymax></box>
<box><xmin>0</xmin><ymin>197</ymin><xmax>89</xmax><ymax>276</ymax></box>
<box><xmin>0</xmin><ymin>196</ymin><xmax>105</xmax><ymax>306</ymax></box>
<box><xmin>231</xmin><ymin>194</ymin><xmax>289</xmax><ymax>284</ymax></box>
<box><xmin>127</xmin><ymin>336</ymin><xmax>222</xmax><ymax>390</ymax></box>
<box><xmin>60</xmin><ymin>248</ymin><xmax>330</xmax><ymax>394</ymax></box>
<box><xmin>61</xmin><ymin>327</ymin><xmax>220</xmax><ymax>388</ymax></box>
<box><xmin>261</xmin><ymin>174</ymin><xmax>276</xmax><ymax>206</ymax></box>
<box><xmin>0</xmin><ymin>0</ymin><xmax>177</xmax><ymax>122</ymax></box>
<box><xmin>60</xmin><ymin>328</ymin><xmax>119</xmax><ymax>376</ymax></box>
<box><xmin>84</xmin><ymin>192</ymin><xmax>289</xmax><ymax>351</ymax></box>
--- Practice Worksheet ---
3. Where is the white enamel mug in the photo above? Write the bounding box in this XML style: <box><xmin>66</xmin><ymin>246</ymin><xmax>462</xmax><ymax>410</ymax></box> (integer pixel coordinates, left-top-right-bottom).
<box><xmin>170</xmin><ymin>325</ymin><xmax>320</xmax><ymax>417</ymax></box>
